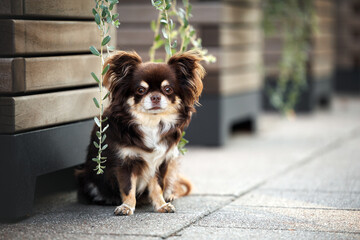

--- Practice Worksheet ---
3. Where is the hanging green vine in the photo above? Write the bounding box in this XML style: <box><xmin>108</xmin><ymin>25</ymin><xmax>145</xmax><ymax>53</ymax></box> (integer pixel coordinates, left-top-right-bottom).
<box><xmin>150</xmin><ymin>0</ymin><xmax>216</xmax><ymax>154</ymax></box>
<box><xmin>150</xmin><ymin>0</ymin><xmax>216</xmax><ymax>63</ymax></box>
<box><xmin>90</xmin><ymin>0</ymin><xmax>120</xmax><ymax>174</ymax></box>
<box><xmin>263</xmin><ymin>0</ymin><xmax>317</xmax><ymax>115</ymax></box>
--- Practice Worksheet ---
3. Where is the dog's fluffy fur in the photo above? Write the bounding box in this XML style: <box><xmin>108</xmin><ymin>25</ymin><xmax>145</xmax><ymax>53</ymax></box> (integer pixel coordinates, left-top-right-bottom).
<box><xmin>76</xmin><ymin>50</ymin><xmax>205</xmax><ymax>215</ymax></box>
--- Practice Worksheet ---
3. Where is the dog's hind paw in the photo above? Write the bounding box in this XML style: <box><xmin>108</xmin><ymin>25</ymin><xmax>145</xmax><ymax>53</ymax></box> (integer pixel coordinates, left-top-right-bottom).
<box><xmin>114</xmin><ymin>204</ymin><xmax>134</xmax><ymax>216</ymax></box>
<box><xmin>157</xmin><ymin>202</ymin><xmax>176</xmax><ymax>213</ymax></box>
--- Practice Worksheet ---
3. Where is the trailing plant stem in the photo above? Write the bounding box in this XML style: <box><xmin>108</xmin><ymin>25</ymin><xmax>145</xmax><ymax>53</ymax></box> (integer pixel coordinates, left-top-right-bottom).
<box><xmin>163</xmin><ymin>2</ymin><xmax>172</xmax><ymax>60</ymax></box>
<box><xmin>97</xmin><ymin>31</ymin><xmax>104</xmax><ymax>173</ymax></box>
<box><xmin>150</xmin><ymin>12</ymin><xmax>162</xmax><ymax>62</ymax></box>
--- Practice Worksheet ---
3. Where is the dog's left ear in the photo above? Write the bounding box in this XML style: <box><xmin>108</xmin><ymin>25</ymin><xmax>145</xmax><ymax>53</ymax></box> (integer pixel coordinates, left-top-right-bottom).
<box><xmin>168</xmin><ymin>51</ymin><xmax>205</xmax><ymax>105</ymax></box>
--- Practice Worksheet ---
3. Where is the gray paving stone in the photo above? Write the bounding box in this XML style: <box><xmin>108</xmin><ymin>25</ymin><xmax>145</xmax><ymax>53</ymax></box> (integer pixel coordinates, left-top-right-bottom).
<box><xmin>0</xmin><ymin>195</ymin><xmax>231</xmax><ymax>238</ymax></box>
<box><xmin>232</xmin><ymin>189</ymin><xmax>360</xmax><ymax>209</ymax></box>
<box><xmin>169</xmin><ymin>226</ymin><xmax>360</xmax><ymax>240</ymax></box>
<box><xmin>261</xmin><ymin>136</ymin><xmax>360</xmax><ymax>192</ymax></box>
<box><xmin>196</xmin><ymin>205</ymin><xmax>360</xmax><ymax>233</ymax></box>
<box><xmin>181</xmin><ymin>99</ymin><xmax>360</xmax><ymax>196</ymax></box>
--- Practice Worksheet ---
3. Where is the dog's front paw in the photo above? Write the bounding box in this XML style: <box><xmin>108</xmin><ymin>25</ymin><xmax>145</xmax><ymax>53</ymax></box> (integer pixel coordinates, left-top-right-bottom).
<box><xmin>164</xmin><ymin>193</ymin><xmax>176</xmax><ymax>202</ymax></box>
<box><xmin>114</xmin><ymin>204</ymin><xmax>134</xmax><ymax>216</ymax></box>
<box><xmin>157</xmin><ymin>202</ymin><xmax>176</xmax><ymax>213</ymax></box>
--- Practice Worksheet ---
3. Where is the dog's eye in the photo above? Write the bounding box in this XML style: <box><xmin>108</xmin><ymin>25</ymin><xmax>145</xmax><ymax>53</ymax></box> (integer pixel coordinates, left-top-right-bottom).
<box><xmin>163</xmin><ymin>86</ymin><xmax>173</xmax><ymax>95</ymax></box>
<box><xmin>136</xmin><ymin>87</ymin><xmax>146</xmax><ymax>95</ymax></box>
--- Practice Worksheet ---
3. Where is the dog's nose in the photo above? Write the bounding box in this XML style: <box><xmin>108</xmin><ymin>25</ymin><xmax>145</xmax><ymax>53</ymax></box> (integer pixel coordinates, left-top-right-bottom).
<box><xmin>150</xmin><ymin>94</ymin><xmax>161</xmax><ymax>104</ymax></box>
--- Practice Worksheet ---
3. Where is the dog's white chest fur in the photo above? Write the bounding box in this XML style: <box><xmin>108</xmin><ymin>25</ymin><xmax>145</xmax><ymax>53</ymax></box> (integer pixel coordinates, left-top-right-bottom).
<box><xmin>136</xmin><ymin>124</ymin><xmax>179</xmax><ymax>193</ymax></box>
<box><xmin>117</xmin><ymin>115</ymin><xmax>179</xmax><ymax>194</ymax></box>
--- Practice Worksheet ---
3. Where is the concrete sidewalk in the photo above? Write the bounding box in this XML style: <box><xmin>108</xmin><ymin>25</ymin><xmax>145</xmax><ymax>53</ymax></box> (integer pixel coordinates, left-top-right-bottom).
<box><xmin>1</xmin><ymin>96</ymin><xmax>360</xmax><ymax>240</ymax></box>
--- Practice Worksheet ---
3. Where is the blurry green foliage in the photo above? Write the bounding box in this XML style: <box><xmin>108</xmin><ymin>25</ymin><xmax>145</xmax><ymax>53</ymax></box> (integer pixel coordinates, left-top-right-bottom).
<box><xmin>263</xmin><ymin>0</ymin><xmax>317</xmax><ymax>115</ymax></box>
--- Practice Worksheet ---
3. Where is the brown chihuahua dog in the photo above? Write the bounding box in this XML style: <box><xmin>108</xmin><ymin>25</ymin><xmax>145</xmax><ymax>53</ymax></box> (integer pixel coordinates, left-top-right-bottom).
<box><xmin>76</xmin><ymin>50</ymin><xmax>205</xmax><ymax>215</ymax></box>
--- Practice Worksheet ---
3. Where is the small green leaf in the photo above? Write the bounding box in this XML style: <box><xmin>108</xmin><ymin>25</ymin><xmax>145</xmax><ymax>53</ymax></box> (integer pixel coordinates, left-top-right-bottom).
<box><xmin>171</xmin><ymin>40</ymin><xmax>177</xmax><ymax>48</ymax></box>
<box><xmin>169</xmin><ymin>19</ymin><xmax>174</xmax><ymax>30</ymax></box>
<box><xmin>106</xmin><ymin>16</ymin><xmax>112</xmax><ymax>23</ymax></box>
<box><xmin>151</xmin><ymin>20</ymin><xmax>156</xmax><ymax>31</ymax></box>
<box><xmin>114</xmin><ymin>19</ymin><xmax>120</xmax><ymax>28</ymax></box>
<box><xmin>109</xmin><ymin>3</ymin><xmax>114</xmax><ymax>10</ymax></box>
<box><xmin>102</xmin><ymin>36</ymin><xmax>111</xmax><ymax>46</ymax></box>
<box><xmin>101</xmin><ymin>134</ymin><xmax>107</xmax><ymax>143</ymax></box>
<box><xmin>93</xmin><ymin>141</ymin><xmax>99</xmax><ymax>148</ymax></box>
<box><xmin>95</xmin><ymin>13</ymin><xmax>101</xmax><ymax>25</ymax></box>
<box><xmin>103</xmin><ymin>92</ymin><xmax>110</xmax><ymax>100</ymax></box>
<box><xmin>102</xmin><ymin>117</ymin><xmax>108</xmax><ymax>122</ymax></box>
<box><xmin>102</xmin><ymin>64</ymin><xmax>110</xmax><ymax>75</ymax></box>
<box><xmin>102</xmin><ymin>8</ymin><xmax>107</xmax><ymax>17</ymax></box>
<box><xmin>89</xmin><ymin>46</ymin><xmax>100</xmax><ymax>56</ymax></box>
<box><xmin>92</xmin><ymin>8</ymin><xmax>97</xmax><ymax>16</ymax></box>
<box><xmin>93</xmin><ymin>98</ymin><xmax>100</xmax><ymax>108</ymax></box>
<box><xmin>165</xmin><ymin>2</ymin><xmax>171</xmax><ymax>10</ymax></box>
<box><xmin>112</xmin><ymin>13</ymin><xmax>119</xmax><ymax>20</ymax></box>
<box><xmin>97</xmin><ymin>168</ymin><xmax>104</xmax><ymax>174</ymax></box>
<box><xmin>107</xmin><ymin>45</ymin><xmax>115</xmax><ymax>51</ymax></box>
<box><xmin>165</xmin><ymin>42</ymin><xmax>171</xmax><ymax>56</ymax></box>
<box><xmin>103</xmin><ymin>124</ymin><xmax>109</xmax><ymax>132</ymax></box>
<box><xmin>162</xmin><ymin>28</ymin><xmax>168</xmax><ymax>39</ymax></box>
<box><xmin>91</xmin><ymin>72</ymin><xmax>100</xmax><ymax>83</ymax></box>
<box><xmin>96</xmin><ymin>131</ymin><xmax>101</xmax><ymax>138</ymax></box>
<box><xmin>102</xmin><ymin>144</ymin><xmax>108</xmax><ymax>151</ymax></box>
<box><xmin>92</xmin><ymin>157</ymin><xmax>99</xmax><ymax>162</ymax></box>
<box><xmin>183</xmin><ymin>18</ymin><xmax>188</xmax><ymax>28</ymax></box>
<box><xmin>94</xmin><ymin>116</ymin><xmax>101</xmax><ymax>127</ymax></box>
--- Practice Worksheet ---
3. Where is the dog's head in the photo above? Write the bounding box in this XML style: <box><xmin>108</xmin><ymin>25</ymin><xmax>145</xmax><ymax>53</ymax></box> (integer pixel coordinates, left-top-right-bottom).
<box><xmin>103</xmin><ymin>51</ymin><xmax>205</xmax><ymax>119</ymax></box>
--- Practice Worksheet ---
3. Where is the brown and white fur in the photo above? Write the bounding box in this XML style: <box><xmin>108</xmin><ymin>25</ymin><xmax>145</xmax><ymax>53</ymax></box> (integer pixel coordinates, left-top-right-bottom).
<box><xmin>75</xmin><ymin>50</ymin><xmax>205</xmax><ymax>215</ymax></box>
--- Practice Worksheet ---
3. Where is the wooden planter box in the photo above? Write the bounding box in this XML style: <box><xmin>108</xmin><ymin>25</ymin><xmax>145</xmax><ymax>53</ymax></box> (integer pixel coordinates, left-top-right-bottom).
<box><xmin>0</xmin><ymin>0</ymin><xmax>111</xmax><ymax>219</ymax></box>
<box><xmin>335</xmin><ymin>0</ymin><xmax>360</xmax><ymax>93</ymax></box>
<box><xmin>263</xmin><ymin>0</ymin><xmax>335</xmax><ymax>112</ymax></box>
<box><xmin>117</xmin><ymin>0</ymin><xmax>263</xmax><ymax>146</ymax></box>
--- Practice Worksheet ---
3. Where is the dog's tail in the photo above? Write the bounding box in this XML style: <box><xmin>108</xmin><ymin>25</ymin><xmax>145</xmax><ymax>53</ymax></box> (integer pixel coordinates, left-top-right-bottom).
<box><xmin>174</xmin><ymin>174</ymin><xmax>192</xmax><ymax>197</ymax></box>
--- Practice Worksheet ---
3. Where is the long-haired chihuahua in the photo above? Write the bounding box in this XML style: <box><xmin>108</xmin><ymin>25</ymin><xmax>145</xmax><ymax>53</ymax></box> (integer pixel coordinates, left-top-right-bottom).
<box><xmin>76</xmin><ymin>50</ymin><xmax>205</xmax><ymax>215</ymax></box>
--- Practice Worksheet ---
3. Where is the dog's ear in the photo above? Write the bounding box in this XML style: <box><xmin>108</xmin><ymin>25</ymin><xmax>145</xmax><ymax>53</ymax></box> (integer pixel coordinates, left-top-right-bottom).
<box><xmin>103</xmin><ymin>51</ymin><xmax>142</xmax><ymax>91</ymax></box>
<box><xmin>168</xmin><ymin>51</ymin><xmax>205</xmax><ymax>106</ymax></box>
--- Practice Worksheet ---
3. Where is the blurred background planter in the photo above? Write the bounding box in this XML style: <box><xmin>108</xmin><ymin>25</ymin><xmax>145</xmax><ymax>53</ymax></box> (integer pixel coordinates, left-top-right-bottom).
<box><xmin>263</xmin><ymin>0</ymin><xmax>335</xmax><ymax>112</ymax></box>
<box><xmin>0</xmin><ymin>0</ymin><xmax>111</xmax><ymax>219</ymax></box>
<box><xmin>118</xmin><ymin>0</ymin><xmax>263</xmax><ymax>146</ymax></box>
<box><xmin>335</xmin><ymin>0</ymin><xmax>360</xmax><ymax>94</ymax></box>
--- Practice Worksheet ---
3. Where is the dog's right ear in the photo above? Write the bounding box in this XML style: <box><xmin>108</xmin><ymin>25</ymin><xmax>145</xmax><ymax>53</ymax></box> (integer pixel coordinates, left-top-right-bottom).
<box><xmin>103</xmin><ymin>51</ymin><xmax>142</xmax><ymax>91</ymax></box>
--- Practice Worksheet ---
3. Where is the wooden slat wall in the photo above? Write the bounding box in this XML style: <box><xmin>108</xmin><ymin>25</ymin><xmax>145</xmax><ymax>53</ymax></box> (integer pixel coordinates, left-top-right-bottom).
<box><xmin>0</xmin><ymin>20</ymin><xmax>115</xmax><ymax>56</ymax></box>
<box><xmin>0</xmin><ymin>0</ymin><xmax>113</xmax><ymax>134</ymax></box>
<box><xmin>0</xmin><ymin>55</ymin><xmax>99</xmax><ymax>93</ymax></box>
<box><xmin>0</xmin><ymin>0</ymin><xmax>93</xmax><ymax>19</ymax></box>
<box><xmin>117</xmin><ymin>1</ymin><xmax>263</xmax><ymax>96</ymax></box>
<box><xmin>0</xmin><ymin>88</ymin><xmax>104</xmax><ymax>133</ymax></box>
<box><xmin>264</xmin><ymin>0</ymin><xmax>335</xmax><ymax>81</ymax></box>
